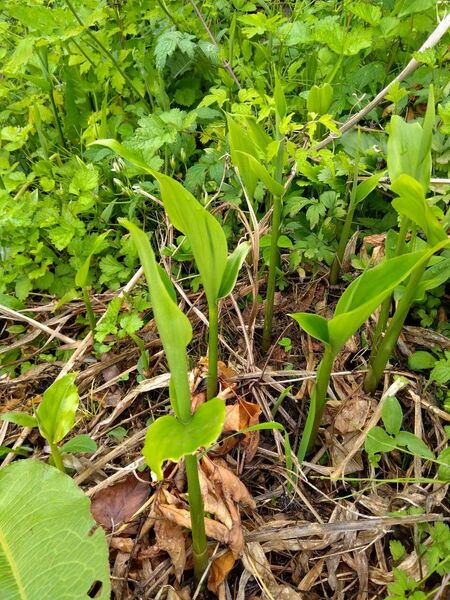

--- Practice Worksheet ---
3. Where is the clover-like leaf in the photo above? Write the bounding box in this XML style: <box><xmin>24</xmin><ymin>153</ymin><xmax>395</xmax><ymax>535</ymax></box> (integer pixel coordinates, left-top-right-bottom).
<box><xmin>143</xmin><ymin>397</ymin><xmax>226</xmax><ymax>480</ymax></box>
<box><xmin>35</xmin><ymin>373</ymin><xmax>79</xmax><ymax>444</ymax></box>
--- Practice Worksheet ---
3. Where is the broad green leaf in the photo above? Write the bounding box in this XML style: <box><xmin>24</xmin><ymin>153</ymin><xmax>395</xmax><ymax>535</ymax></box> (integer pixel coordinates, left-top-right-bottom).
<box><xmin>60</xmin><ymin>434</ymin><xmax>97</xmax><ymax>454</ymax></box>
<box><xmin>365</xmin><ymin>426</ymin><xmax>396</xmax><ymax>455</ymax></box>
<box><xmin>307</xmin><ymin>83</ymin><xmax>333</xmax><ymax>115</ymax></box>
<box><xmin>411</xmin><ymin>256</ymin><xmax>450</xmax><ymax>302</ymax></box>
<box><xmin>391</xmin><ymin>175</ymin><xmax>447</xmax><ymax>246</ymax></box>
<box><xmin>120</xmin><ymin>219</ymin><xmax>191</xmax><ymax>419</ymax></box>
<box><xmin>218</xmin><ymin>242</ymin><xmax>250</xmax><ymax>298</ymax></box>
<box><xmin>35</xmin><ymin>373</ymin><xmax>79</xmax><ymax>444</ymax></box>
<box><xmin>91</xmin><ymin>138</ymin><xmax>153</xmax><ymax>173</ymax></box>
<box><xmin>0</xmin><ymin>460</ymin><xmax>110</xmax><ymax>599</ymax></box>
<box><xmin>1</xmin><ymin>412</ymin><xmax>38</xmax><ymax>429</ymax></box>
<box><xmin>437</xmin><ymin>447</ymin><xmax>450</xmax><ymax>481</ymax></box>
<box><xmin>75</xmin><ymin>231</ymin><xmax>109</xmax><ymax>288</ymax></box>
<box><xmin>227</xmin><ymin>115</ymin><xmax>259</xmax><ymax>200</ymax></box>
<box><xmin>416</xmin><ymin>86</ymin><xmax>435</xmax><ymax>175</ymax></box>
<box><xmin>329</xmin><ymin>251</ymin><xmax>426</xmax><ymax>353</ymax></box>
<box><xmin>408</xmin><ymin>351</ymin><xmax>436</xmax><ymax>371</ymax></box>
<box><xmin>354</xmin><ymin>172</ymin><xmax>384</xmax><ymax>206</ymax></box>
<box><xmin>234</xmin><ymin>151</ymin><xmax>285</xmax><ymax>197</ymax></box>
<box><xmin>395</xmin><ymin>431</ymin><xmax>434</xmax><ymax>460</ymax></box>
<box><xmin>143</xmin><ymin>397</ymin><xmax>225</xmax><ymax>479</ymax></box>
<box><xmin>151</xmin><ymin>173</ymin><xmax>228</xmax><ymax>307</ymax></box>
<box><xmin>381</xmin><ymin>396</ymin><xmax>403</xmax><ymax>436</ymax></box>
<box><xmin>289</xmin><ymin>313</ymin><xmax>329</xmax><ymax>345</ymax></box>
<box><xmin>387</xmin><ymin>116</ymin><xmax>431</xmax><ymax>190</ymax></box>
<box><xmin>244</xmin><ymin>117</ymin><xmax>271</xmax><ymax>155</ymax></box>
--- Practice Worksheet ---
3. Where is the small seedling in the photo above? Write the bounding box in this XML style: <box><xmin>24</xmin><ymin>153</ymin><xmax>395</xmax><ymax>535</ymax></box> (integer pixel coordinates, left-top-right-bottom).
<box><xmin>1</xmin><ymin>373</ymin><xmax>96</xmax><ymax>472</ymax></box>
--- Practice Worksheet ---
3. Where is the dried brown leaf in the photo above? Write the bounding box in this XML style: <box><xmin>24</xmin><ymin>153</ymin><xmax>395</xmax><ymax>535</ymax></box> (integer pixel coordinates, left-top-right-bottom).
<box><xmin>155</xmin><ymin>514</ymin><xmax>186</xmax><ymax>582</ymax></box>
<box><xmin>91</xmin><ymin>473</ymin><xmax>150</xmax><ymax>532</ymax></box>
<box><xmin>202</xmin><ymin>457</ymin><xmax>256</xmax><ymax>508</ymax></box>
<box><xmin>208</xmin><ymin>550</ymin><xmax>235</xmax><ymax>600</ymax></box>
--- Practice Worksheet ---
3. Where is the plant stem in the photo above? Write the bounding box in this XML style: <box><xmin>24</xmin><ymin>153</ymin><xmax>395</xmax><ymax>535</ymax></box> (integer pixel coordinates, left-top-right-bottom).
<box><xmin>82</xmin><ymin>287</ymin><xmax>96</xmax><ymax>337</ymax></box>
<box><xmin>50</xmin><ymin>443</ymin><xmax>65</xmax><ymax>473</ymax></box>
<box><xmin>364</xmin><ymin>261</ymin><xmax>427</xmax><ymax>394</ymax></box>
<box><xmin>297</xmin><ymin>345</ymin><xmax>334</xmax><ymax>462</ymax></box>
<box><xmin>262</xmin><ymin>140</ymin><xmax>285</xmax><ymax>352</ymax></box>
<box><xmin>62</xmin><ymin>0</ymin><xmax>151</xmax><ymax>109</ymax></box>
<box><xmin>329</xmin><ymin>203</ymin><xmax>355</xmax><ymax>285</ymax></box>
<box><xmin>207</xmin><ymin>303</ymin><xmax>218</xmax><ymax>400</ymax></box>
<box><xmin>184</xmin><ymin>454</ymin><xmax>208</xmax><ymax>582</ymax></box>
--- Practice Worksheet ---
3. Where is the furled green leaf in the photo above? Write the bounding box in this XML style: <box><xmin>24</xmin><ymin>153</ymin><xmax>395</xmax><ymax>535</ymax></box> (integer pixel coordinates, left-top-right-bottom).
<box><xmin>408</xmin><ymin>351</ymin><xmax>436</xmax><ymax>371</ymax></box>
<box><xmin>354</xmin><ymin>172</ymin><xmax>384</xmax><ymax>206</ymax></box>
<box><xmin>381</xmin><ymin>396</ymin><xmax>403</xmax><ymax>437</ymax></box>
<box><xmin>218</xmin><ymin>242</ymin><xmax>250</xmax><ymax>299</ymax></box>
<box><xmin>289</xmin><ymin>313</ymin><xmax>329</xmax><ymax>345</ymax></box>
<box><xmin>152</xmin><ymin>173</ymin><xmax>228</xmax><ymax>307</ymax></box>
<box><xmin>0</xmin><ymin>460</ymin><xmax>110</xmax><ymax>599</ymax></box>
<box><xmin>75</xmin><ymin>231</ymin><xmax>109</xmax><ymax>288</ymax></box>
<box><xmin>143</xmin><ymin>398</ymin><xmax>225</xmax><ymax>479</ymax></box>
<box><xmin>391</xmin><ymin>175</ymin><xmax>447</xmax><ymax>247</ymax></box>
<box><xmin>35</xmin><ymin>374</ymin><xmax>79</xmax><ymax>444</ymax></box>
<box><xmin>307</xmin><ymin>83</ymin><xmax>333</xmax><ymax>115</ymax></box>
<box><xmin>60</xmin><ymin>434</ymin><xmax>97</xmax><ymax>454</ymax></box>
<box><xmin>0</xmin><ymin>412</ymin><xmax>38</xmax><ymax>429</ymax></box>
<box><xmin>387</xmin><ymin>116</ymin><xmax>431</xmax><ymax>190</ymax></box>
<box><xmin>227</xmin><ymin>115</ymin><xmax>259</xmax><ymax>200</ymax></box>
<box><xmin>120</xmin><ymin>219</ymin><xmax>191</xmax><ymax>419</ymax></box>
<box><xmin>395</xmin><ymin>431</ymin><xmax>434</xmax><ymax>460</ymax></box>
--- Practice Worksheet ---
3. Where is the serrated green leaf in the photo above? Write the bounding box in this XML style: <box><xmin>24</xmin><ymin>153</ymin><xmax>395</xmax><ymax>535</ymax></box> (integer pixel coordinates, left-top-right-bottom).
<box><xmin>430</xmin><ymin>360</ymin><xmax>450</xmax><ymax>385</ymax></box>
<box><xmin>143</xmin><ymin>397</ymin><xmax>225</xmax><ymax>479</ymax></box>
<box><xmin>437</xmin><ymin>447</ymin><xmax>450</xmax><ymax>481</ymax></box>
<box><xmin>390</xmin><ymin>539</ymin><xmax>406</xmax><ymax>561</ymax></box>
<box><xmin>0</xmin><ymin>460</ymin><xmax>110</xmax><ymax>599</ymax></box>
<box><xmin>35</xmin><ymin>374</ymin><xmax>79</xmax><ymax>444</ymax></box>
<box><xmin>0</xmin><ymin>412</ymin><xmax>38</xmax><ymax>429</ymax></box>
<box><xmin>381</xmin><ymin>396</ymin><xmax>403</xmax><ymax>436</ymax></box>
<box><xmin>395</xmin><ymin>431</ymin><xmax>434</xmax><ymax>460</ymax></box>
<box><xmin>218</xmin><ymin>242</ymin><xmax>250</xmax><ymax>299</ymax></box>
<box><xmin>60</xmin><ymin>434</ymin><xmax>97</xmax><ymax>454</ymax></box>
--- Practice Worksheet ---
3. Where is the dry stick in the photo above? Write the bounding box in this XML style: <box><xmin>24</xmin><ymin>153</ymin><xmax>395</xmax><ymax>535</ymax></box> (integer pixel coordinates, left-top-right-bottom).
<box><xmin>0</xmin><ymin>304</ymin><xmax>76</xmax><ymax>345</ymax></box>
<box><xmin>187</xmin><ymin>0</ymin><xmax>241</xmax><ymax>89</ymax></box>
<box><xmin>284</xmin><ymin>14</ymin><xmax>450</xmax><ymax>191</ymax></box>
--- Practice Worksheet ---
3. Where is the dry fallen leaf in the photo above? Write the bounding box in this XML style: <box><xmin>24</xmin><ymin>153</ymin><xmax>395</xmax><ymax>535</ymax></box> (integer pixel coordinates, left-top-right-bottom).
<box><xmin>334</xmin><ymin>397</ymin><xmax>370</xmax><ymax>435</ymax></box>
<box><xmin>202</xmin><ymin>456</ymin><xmax>256</xmax><ymax>508</ymax></box>
<box><xmin>91</xmin><ymin>473</ymin><xmax>150</xmax><ymax>533</ymax></box>
<box><xmin>155</xmin><ymin>511</ymin><xmax>186</xmax><ymax>582</ymax></box>
<box><xmin>208</xmin><ymin>550</ymin><xmax>235</xmax><ymax>600</ymax></box>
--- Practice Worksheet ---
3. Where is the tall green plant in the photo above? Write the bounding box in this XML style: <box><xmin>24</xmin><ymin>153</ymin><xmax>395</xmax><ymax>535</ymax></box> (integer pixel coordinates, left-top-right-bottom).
<box><xmin>363</xmin><ymin>176</ymin><xmax>450</xmax><ymax>393</ymax></box>
<box><xmin>226</xmin><ymin>74</ymin><xmax>287</xmax><ymax>352</ymax></box>
<box><xmin>93</xmin><ymin>139</ymin><xmax>249</xmax><ymax>399</ymax></box>
<box><xmin>290</xmin><ymin>247</ymin><xmax>442</xmax><ymax>461</ymax></box>
<box><xmin>120</xmin><ymin>219</ymin><xmax>225</xmax><ymax>582</ymax></box>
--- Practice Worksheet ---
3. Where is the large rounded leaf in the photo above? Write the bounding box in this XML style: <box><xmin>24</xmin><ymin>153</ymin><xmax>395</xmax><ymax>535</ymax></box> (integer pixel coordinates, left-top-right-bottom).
<box><xmin>0</xmin><ymin>460</ymin><xmax>110</xmax><ymax>599</ymax></box>
<box><xmin>143</xmin><ymin>398</ymin><xmax>226</xmax><ymax>479</ymax></box>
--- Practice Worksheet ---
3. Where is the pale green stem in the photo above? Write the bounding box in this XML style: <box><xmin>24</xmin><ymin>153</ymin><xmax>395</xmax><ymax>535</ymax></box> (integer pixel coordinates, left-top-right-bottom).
<box><xmin>129</xmin><ymin>332</ymin><xmax>150</xmax><ymax>372</ymax></box>
<box><xmin>297</xmin><ymin>345</ymin><xmax>334</xmax><ymax>462</ymax></box>
<box><xmin>184</xmin><ymin>454</ymin><xmax>208</xmax><ymax>582</ymax></box>
<box><xmin>364</xmin><ymin>261</ymin><xmax>427</xmax><ymax>394</ymax></box>
<box><xmin>372</xmin><ymin>216</ymin><xmax>411</xmax><ymax>350</ymax></box>
<box><xmin>82</xmin><ymin>287</ymin><xmax>96</xmax><ymax>338</ymax></box>
<box><xmin>207</xmin><ymin>303</ymin><xmax>218</xmax><ymax>400</ymax></box>
<box><xmin>50</xmin><ymin>442</ymin><xmax>65</xmax><ymax>473</ymax></box>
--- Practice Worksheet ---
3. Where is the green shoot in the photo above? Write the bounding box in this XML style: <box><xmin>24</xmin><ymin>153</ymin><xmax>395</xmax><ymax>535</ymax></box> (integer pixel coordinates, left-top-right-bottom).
<box><xmin>121</xmin><ymin>219</ymin><xmax>225</xmax><ymax>582</ymax></box>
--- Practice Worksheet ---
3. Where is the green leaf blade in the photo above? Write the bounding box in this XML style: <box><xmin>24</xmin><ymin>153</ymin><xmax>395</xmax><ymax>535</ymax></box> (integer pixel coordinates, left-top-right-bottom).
<box><xmin>218</xmin><ymin>242</ymin><xmax>250</xmax><ymax>299</ymax></box>
<box><xmin>143</xmin><ymin>398</ymin><xmax>226</xmax><ymax>480</ymax></box>
<box><xmin>35</xmin><ymin>373</ymin><xmax>79</xmax><ymax>444</ymax></box>
<box><xmin>381</xmin><ymin>396</ymin><xmax>403</xmax><ymax>436</ymax></box>
<box><xmin>289</xmin><ymin>313</ymin><xmax>330</xmax><ymax>345</ymax></box>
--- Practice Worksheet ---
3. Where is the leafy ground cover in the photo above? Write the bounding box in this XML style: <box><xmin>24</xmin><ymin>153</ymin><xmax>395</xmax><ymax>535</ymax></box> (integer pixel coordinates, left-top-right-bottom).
<box><xmin>0</xmin><ymin>1</ymin><xmax>450</xmax><ymax>598</ymax></box>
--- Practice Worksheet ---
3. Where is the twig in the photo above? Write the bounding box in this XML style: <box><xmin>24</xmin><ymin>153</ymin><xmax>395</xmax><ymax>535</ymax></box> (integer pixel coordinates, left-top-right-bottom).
<box><xmin>187</xmin><ymin>0</ymin><xmax>241</xmax><ymax>88</ymax></box>
<box><xmin>0</xmin><ymin>304</ymin><xmax>76</xmax><ymax>345</ymax></box>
